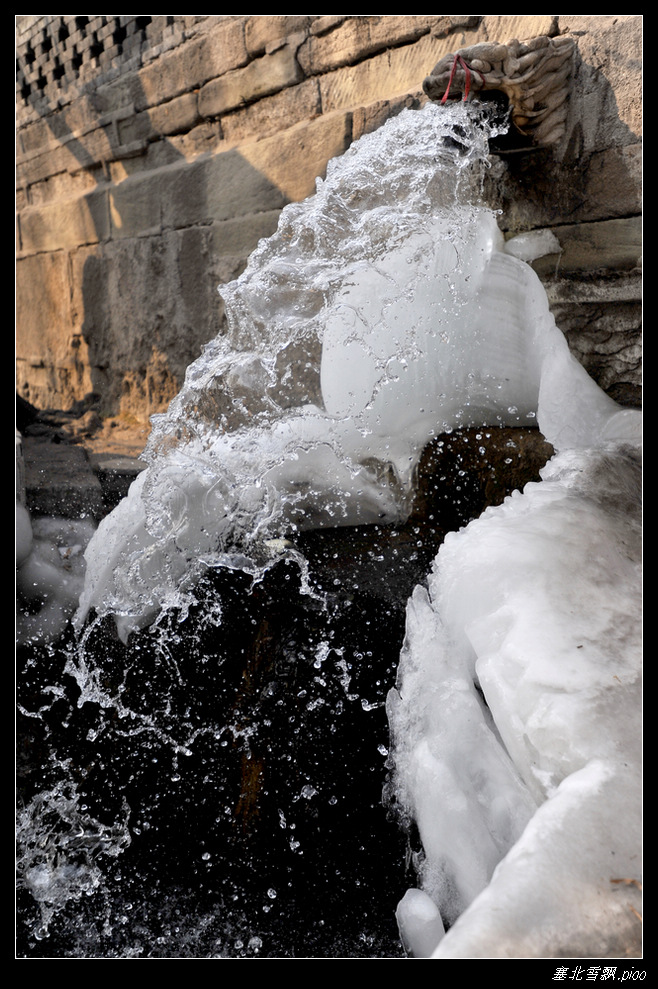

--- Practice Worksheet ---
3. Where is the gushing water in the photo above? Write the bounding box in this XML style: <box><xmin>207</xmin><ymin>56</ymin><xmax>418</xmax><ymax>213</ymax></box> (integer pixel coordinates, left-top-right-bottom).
<box><xmin>76</xmin><ymin>102</ymin><xmax>554</xmax><ymax>642</ymax></box>
<box><xmin>16</xmin><ymin>101</ymin><xmax>640</xmax><ymax>958</ymax></box>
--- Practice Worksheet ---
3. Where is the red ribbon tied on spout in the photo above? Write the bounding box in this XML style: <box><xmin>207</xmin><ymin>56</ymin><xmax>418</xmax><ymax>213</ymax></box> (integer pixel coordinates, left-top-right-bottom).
<box><xmin>440</xmin><ymin>53</ymin><xmax>484</xmax><ymax>104</ymax></box>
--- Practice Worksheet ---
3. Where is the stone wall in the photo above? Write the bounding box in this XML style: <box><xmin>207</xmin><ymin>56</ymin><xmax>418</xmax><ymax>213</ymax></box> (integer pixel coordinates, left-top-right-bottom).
<box><xmin>16</xmin><ymin>14</ymin><xmax>642</xmax><ymax>423</ymax></box>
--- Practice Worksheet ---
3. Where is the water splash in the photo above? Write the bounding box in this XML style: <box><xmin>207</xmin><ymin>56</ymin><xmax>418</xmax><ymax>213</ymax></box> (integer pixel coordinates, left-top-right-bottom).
<box><xmin>16</xmin><ymin>784</ymin><xmax>132</xmax><ymax>941</ymax></box>
<box><xmin>76</xmin><ymin>101</ymin><xmax>623</xmax><ymax>643</ymax></box>
<box><xmin>18</xmin><ymin>99</ymin><xmax>640</xmax><ymax>957</ymax></box>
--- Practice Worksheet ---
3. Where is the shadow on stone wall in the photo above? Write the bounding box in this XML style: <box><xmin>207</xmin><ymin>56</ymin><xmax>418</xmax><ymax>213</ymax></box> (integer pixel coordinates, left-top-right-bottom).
<box><xmin>17</xmin><ymin>73</ymin><xmax>296</xmax><ymax>422</ymax></box>
<box><xmin>16</xmin><ymin>17</ymin><xmax>641</xmax><ymax>423</ymax></box>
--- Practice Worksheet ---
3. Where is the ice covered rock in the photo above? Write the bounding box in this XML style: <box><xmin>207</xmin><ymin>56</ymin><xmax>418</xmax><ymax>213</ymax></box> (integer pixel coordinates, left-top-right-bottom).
<box><xmin>389</xmin><ymin>441</ymin><xmax>642</xmax><ymax>957</ymax></box>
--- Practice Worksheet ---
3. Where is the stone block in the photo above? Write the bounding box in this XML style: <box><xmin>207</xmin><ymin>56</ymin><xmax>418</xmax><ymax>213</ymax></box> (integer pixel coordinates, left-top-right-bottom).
<box><xmin>16</xmin><ymin>253</ymin><xmax>73</xmax><ymax>366</ymax></box>
<box><xmin>544</xmin><ymin>273</ymin><xmax>641</xmax><ymax>308</ymax></box>
<box><xmin>311</xmin><ymin>16</ymin><xmax>347</xmax><ymax>37</ymax></box>
<box><xmin>551</xmin><ymin>298</ymin><xmax>642</xmax><ymax>407</ymax></box>
<box><xmin>94</xmin><ymin>73</ymin><xmax>146</xmax><ymax>116</ymax></box>
<box><xmin>69</xmin><ymin>232</ymin><xmax>223</xmax><ymax>415</ymax></box>
<box><xmin>366</xmin><ymin>14</ymin><xmax>439</xmax><ymax>49</ymax></box>
<box><xmin>99</xmin><ymin>46</ymin><xmax>119</xmax><ymax>70</ymax></box>
<box><xmin>96</xmin><ymin>22</ymin><xmax>113</xmax><ymax>42</ymax></box>
<box><xmin>116</xmin><ymin>108</ymin><xmax>155</xmax><ymax>146</ymax></box>
<box><xmin>558</xmin><ymin>15</ymin><xmax>641</xmax><ymax>140</ymax></box>
<box><xmin>147</xmin><ymin>91</ymin><xmax>200</xmax><ymax>136</ymax></box>
<box><xmin>298</xmin><ymin>14</ymin><xmax>437</xmax><ymax>76</ymax></box>
<box><xmin>237</xmin><ymin>110</ymin><xmax>353</xmax><ymax>203</ymax></box>
<box><xmin>219</xmin><ymin>77</ymin><xmax>322</xmax><ymax>146</ymax></box>
<box><xmin>481</xmin><ymin>14</ymin><xmax>558</xmax><ymax>44</ymax></box>
<box><xmin>298</xmin><ymin>17</ymin><xmax>368</xmax><ymax>75</ymax></box>
<box><xmin>575</xmin><ymin>145</ymin><xmax>641</xmax><ymax>223</ymax></box>
<box><xmin>18</xmin><ymin>124</ymin><xmax>120</xmax><ymax>187</ymax></box>
<box><xmin>532</xmin><ymin>217</ymin><xmax>641</xmax><ymax>275</ymax></box>
<box><xmin>210</xmin><ymin>210</ymin><xmax>282</xmax><ymax>260</ymax></box>
<box><xmin>68</xmin><ymin>246</ymin><xmax>110</xmax><ymax>358</ymax></box>
<box><xmin>426</xmin><ymin>15</ymin><xmax>484</xmax><ymax>40</ymax></box>
<box><xmin>159</xmin><ymin>149</ymin><xmax>287</xmax><ymax>230</ymax></box>
<box><xmin>145</xmin><ymin>15</ymin><xmax>169</xmax><ymax>38</ymax></box>
<box><xmin>318</xmin><ymin>32</ymin><xmax>446</xmax><ymax>113</ymax></box>
<box><xmin>108</xmin><ymin>172</ymin><xmax>163</xmax><ymax>239</ymax></box>
<box><xmin>17</xmin><ymin>117</ymin><xmax>53</xmax><ymax>155</ymax></box>
<box><xmin>18</xmin><ymin>189</ymin><xmax>109</xmax><ymax>253</ymax></box>
<box><xmin>138</xmin><ymin>18</ymin><xmax>249</xmax><ymax>108</ymax></box>
<box><xmin>492</xmin><ymin>142</ymin><xmax>641</xmax><ymax>235</ymax></box>
<box><xmin>246</xmin><ymin>15</ymin><xmax>313</xmax><ymax>56</ymax></box>
<box><xmin>26</xmin><ymin>167</ymin><xmax>99</xmax><ymax>211</ymax></box>
<box><xmin>16</xmin><ymin>120</ymin><xmax>53</xmax><ymax>160</ymax></box>
<box><xmin>351</xmin><ymin>93</ymin><xmax>423</xmax><ymax>142</ymax></box>
<box><xmin>153</xmin><ymin>120</ymin><xmax>222</xmax><ymax>165</ymax></box>
<box><xmin>198</xmin><ymin>44</ymin><xmax>303</xmax><ymax>118</ymax></box>
<box><xmin>137</xmin><ymin>40</ymin><xmax>194</xmax><ymax>105</ymax></box>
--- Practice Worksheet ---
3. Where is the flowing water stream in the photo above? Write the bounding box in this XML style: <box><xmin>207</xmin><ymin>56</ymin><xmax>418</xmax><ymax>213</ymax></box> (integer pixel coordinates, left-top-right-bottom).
<box><xmin>16</xmin><ymin>101</ymin><xmax>641</xmax><ymax>959</ymax></box>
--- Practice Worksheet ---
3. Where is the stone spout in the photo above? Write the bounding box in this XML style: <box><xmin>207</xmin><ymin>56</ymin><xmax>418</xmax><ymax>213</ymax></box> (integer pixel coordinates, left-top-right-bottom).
<box><xmin>423</xmin><ymin>35</ymin><xmax>576</xmax><ymax>148</ymax></box>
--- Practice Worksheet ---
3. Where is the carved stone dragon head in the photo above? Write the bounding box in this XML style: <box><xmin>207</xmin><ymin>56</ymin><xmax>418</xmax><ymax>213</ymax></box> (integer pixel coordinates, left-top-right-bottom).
<box><xmin>423</xmin><ymin>35</ymin><xmax>576</xmax><ymax>148</ymax></box>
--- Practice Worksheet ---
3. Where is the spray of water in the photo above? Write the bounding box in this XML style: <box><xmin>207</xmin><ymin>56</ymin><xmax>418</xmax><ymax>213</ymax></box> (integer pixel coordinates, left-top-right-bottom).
<box><xmin>17</xmin><ymin>100</ymin><xmax>639</xmax><ymax>955</ymax></box>
<box><xmin>76</xmin><ymin>101</ymin><xmax>603</xmax><ymax>644</ymax></box>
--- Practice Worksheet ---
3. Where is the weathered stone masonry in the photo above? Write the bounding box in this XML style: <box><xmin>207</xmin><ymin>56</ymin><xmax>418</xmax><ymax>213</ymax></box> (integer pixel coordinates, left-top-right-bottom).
<box><xmin>16</xmin><ymin>15</ymin><xmax>641</xmax><ymax>426</ymax></box>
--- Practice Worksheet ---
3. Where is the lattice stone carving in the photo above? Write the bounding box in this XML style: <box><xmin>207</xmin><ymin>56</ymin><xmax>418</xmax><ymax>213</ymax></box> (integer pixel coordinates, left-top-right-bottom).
<box><xmin>423</xmin><ymin>35</ymin><xmax>576</xmax><ymax>148</ymax></box>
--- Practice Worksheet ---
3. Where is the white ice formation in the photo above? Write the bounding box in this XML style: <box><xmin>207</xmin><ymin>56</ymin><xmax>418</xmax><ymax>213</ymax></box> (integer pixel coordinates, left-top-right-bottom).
<box><xmin>388</xmin><ymin>442</ymin><xmax>642</xmax><ymax>957</ymax></box>
<box><xmin>16</xmin><ymin>505</ymin><xmax>96</xmax><ymax>647</ymax></box>
<box><xmin>73</xmin><ymin>102</ymin><xmax>641</xmax><ymax>957</ymax></box>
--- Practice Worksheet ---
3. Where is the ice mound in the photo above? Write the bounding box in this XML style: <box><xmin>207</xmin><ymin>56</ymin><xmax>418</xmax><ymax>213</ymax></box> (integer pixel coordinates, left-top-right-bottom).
<box><xmin>388</xmin><ymin>442</ymin><xmax>642</xmax><ymax>957</ymax></box>
<box><xmin>17</xmin><ymin>509</ymin><xmax>97</xmax><ymax>646</ymax></box>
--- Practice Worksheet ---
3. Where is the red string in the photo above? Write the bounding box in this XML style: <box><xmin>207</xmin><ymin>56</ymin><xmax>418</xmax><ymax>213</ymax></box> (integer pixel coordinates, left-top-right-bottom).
<box><xmin>440</xmin><ymin>54</ymin><xmax>484</xmax><ymax>104</ymax></box>
<box><xmin>440</xmin><ymin>53</ymin><xmax>460</xmax><ymax>104</ymax></box>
